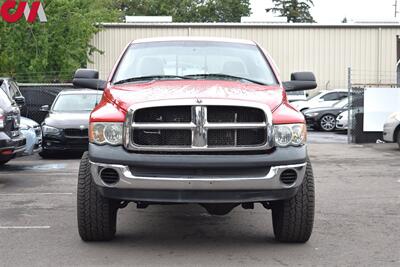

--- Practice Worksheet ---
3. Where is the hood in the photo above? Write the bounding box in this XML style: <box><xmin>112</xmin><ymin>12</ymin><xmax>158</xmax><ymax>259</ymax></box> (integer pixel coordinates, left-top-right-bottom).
<box><xmin>44</xmin><ymin>111</ymin><xmax>90</xmax><ymax>129</ymax></box>
<box><xmin>104</xmin><ymin>80</ymin><xmax>284</xmax><ymax>111</ymax></box>
<box><xmin>20</xmin><ymin>117</ymin><xmax>39</xmax><ymax>128</ymax></box>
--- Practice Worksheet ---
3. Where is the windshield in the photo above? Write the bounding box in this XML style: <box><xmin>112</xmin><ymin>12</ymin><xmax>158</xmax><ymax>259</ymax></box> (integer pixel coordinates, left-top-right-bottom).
<box><xmin>52</xmin><ymin>94</ymin><xmax>101</xmax><ymax>112</ymax></box>
<box><xmin>333</xmin><ymin>98</ymin><xmax>348</xmax><ymax>108</ymax></box>
<box><xmin>113</xmin><ymin>41</ymin><xmax>278</xmax><ymax>86</ymax></box>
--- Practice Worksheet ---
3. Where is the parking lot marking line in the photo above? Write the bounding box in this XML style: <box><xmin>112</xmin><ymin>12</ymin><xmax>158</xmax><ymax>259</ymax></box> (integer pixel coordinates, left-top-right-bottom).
<box><xmin>0</xmin><ymin>226</ymin><xmax>51</xmax><ymax>229</ymax></box>
<box><xmin>0</xmin><ymin>193</ymin><xmax>73</xmax><ymax>196</ymax></box>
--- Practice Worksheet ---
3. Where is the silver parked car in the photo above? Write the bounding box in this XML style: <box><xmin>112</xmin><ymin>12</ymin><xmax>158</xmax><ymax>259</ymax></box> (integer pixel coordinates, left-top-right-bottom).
<box><xmin>336</xmin><ymin>110</ymin><xmax>348</xmax><ymax>130</ymax></box>
<box><xmin>383</xmin><ymin>112</ymin><xmax>400</xmax><ymax>148</ymax></box>
<box><xmin>20</xmin><ymin>117</ymin><xmax>42</xmax><ymax>155</ymax></box>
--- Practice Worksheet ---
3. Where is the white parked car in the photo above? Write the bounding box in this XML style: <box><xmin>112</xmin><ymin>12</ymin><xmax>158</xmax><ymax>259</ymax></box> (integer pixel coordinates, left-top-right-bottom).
<box><xmin>383</xmin><ymin>112</ymin><xmax>400</xmax><ymax>148</ymax></box>
<box><xmin>286</xmin><ymin>90</ymin><xmax>307</xmax><ymax>102</ymax></box>
<box><xmin>336</xmin><ymin>110</ymin><xmax>349</xmax><ymax>130</ymax></box>
<box><xmin>291</xmin><ymin>89</ymin><xmax>348</xmax><ymax>112</ymax></box>
<box><xmin>20</xmin><ymin>117</ymin><xmax>42</xmax><ymax>155</ymax></box>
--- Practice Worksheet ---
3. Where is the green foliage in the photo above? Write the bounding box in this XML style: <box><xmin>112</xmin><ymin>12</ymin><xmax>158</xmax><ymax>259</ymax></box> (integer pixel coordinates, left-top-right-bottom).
<box><xmin>272</xmin><ymin>0</ymin><xmax>315</xmax><ymax>23</ymax></box>
<box><xmin>113</xmin><ymin>0</ymin><xmax>251</xmax><ymax>22</ymax></box>
<box><xmin>0</xmin><ymin>0</ymin><xmax>120</xmax><ymax>83</ymax></box>
<box><xmin>0</xmin><ymin>0</ymin><xmax>251</xmax><ymax>83</ymax></box>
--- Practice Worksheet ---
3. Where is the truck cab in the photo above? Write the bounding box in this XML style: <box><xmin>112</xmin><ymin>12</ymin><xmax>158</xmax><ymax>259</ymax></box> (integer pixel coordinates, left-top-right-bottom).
<box><xmin>73</xmin><ymin>37</ymin><xmax>317</xmax><ymax>243</ymax></box>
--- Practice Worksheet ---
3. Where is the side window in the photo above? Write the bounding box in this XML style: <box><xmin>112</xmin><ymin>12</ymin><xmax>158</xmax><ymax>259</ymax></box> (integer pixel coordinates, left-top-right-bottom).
<box><xmin>9</xmin><ymin>81</ymin><xmax>21</xmax><ymax>99</ymax></box>
<box><xmin>0</xmin><ymin>81</ymin><xmax>6</xmax><ymax>93</ymax></box>
<box><xmin>322</xmin><ymin>93</ymin><xmax>339</xmax><ymax>101</ymax></box>
<box><xmin>337</xmin><ymin>92</ymin><xmax>348</xmax><ymax>100</ymax></box>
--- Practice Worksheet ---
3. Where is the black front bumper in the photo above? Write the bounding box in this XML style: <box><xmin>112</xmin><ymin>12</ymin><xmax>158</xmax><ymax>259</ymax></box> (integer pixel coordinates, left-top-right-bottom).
<box><xmin>305</xmin><ymin>117</ymin><xmax>319</xmax><ymax>128</ymax></box>
<box><xmin>43</xmin><ymin>133</ymin><xmax>88</xmax><ymax>152</ymax></box>
<box><xmin>98</xmin><ymin>188</ymin><xmax>299</xmax><ymax>203</ymax></box>
<box><xmin>0</xmin><ymin>132</ymin><xmax>26</xmax><ymax>160</ymax></box>
<box><xmin>88</xmin><ymin>144</ymin><xmax>307</xmax><ymax>203</ymax></box>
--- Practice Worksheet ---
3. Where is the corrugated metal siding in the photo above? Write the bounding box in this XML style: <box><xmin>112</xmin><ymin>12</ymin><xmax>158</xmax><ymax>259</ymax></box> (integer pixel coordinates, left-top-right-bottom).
<box><xmin>88</xmin><ymin>24</ymin><xmax>400</xmax><ymax>89</ymax></box>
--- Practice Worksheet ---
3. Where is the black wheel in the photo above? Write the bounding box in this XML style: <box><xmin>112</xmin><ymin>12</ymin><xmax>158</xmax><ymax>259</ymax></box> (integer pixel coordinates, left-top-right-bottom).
<box><xmin>319</xmin><ymin>114</ymin><xmax>336</xmax><ymax>132</ymax></box>
<box><xmin>397</xmin><ymin>131</ymin><xmax>400</xmax><ymax>149</ymax></box>
<box><xmin>0</xmin><ymin>158</ymin><xmax>11</xmax><ymax>166</ymax></box>
<box><xmin>77</xmin><ymin>152</ymin><xmax>118</xmax><ymax>241</ymax></box>
<box><xmin>271</xmin><ymin>158</ymin><xmax>315</xmax><ymax>243</ymax></box>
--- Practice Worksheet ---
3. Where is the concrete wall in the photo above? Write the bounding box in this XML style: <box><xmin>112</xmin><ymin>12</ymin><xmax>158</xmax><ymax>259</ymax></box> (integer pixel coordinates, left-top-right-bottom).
<box><xmin>88</xmin><ymin>23</ymin><xmax>400</xmax><ymax>89</ymax></box>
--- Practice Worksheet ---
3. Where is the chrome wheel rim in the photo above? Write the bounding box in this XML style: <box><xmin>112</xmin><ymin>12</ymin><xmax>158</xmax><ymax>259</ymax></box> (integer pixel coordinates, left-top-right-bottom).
<box><xmin>320</xmin><ymin>115</ymin><xmax>336</xmax><ymax>131</ymax></box>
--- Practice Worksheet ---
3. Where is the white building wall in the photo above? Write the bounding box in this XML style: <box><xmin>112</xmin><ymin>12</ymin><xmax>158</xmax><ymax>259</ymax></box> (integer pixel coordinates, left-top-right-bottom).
<box><xmin>88</xmin><ymin>23</ymin><xmax>400</xmax><ymax>89</ymax></box>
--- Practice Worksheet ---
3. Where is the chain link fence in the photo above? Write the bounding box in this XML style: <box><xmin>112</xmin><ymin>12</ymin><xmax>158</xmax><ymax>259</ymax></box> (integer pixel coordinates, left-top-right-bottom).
<box><xmin>347</xmin><ymin>68</ymin><xmax>399</xmax><ymax>144</ymax></box>
<box><xmin>19</xmin><ymin>84</ymin><xmax>74</xmax><ymax>124</ymax></box>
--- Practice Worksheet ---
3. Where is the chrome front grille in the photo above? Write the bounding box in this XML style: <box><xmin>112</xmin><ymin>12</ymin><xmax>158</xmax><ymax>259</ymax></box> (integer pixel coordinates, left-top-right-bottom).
<box><xmin>124</xmin><ymin>99</ymin><xmax>273</xmax><ymax>152</ymax></box>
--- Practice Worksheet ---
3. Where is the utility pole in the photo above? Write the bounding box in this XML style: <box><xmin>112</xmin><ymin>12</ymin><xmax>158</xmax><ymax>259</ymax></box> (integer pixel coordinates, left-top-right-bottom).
<box><xmin>395</xmin><ymin>0</ymin><xmax>399</xmax><ymax>18</ymax></box>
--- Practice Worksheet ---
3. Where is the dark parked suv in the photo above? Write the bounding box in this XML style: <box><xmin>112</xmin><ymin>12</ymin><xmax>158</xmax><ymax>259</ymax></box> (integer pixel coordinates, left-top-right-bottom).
<box><xmin>0</xmin><ymin>80</ymin><xmax>26</xmax><ymax>165</ymax></box>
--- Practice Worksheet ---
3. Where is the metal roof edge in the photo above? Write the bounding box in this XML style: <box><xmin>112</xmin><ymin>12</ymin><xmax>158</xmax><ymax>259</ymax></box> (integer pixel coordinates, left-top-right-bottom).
<box><xmin>97</xmin><ymin>22</ymin><xmax>400</xmax><ymax>28</ymax></box>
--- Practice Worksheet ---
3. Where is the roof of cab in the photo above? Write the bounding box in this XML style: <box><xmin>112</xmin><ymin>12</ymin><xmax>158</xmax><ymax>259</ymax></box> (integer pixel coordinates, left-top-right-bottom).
<box><xmin>131</xmin><ymin>36</ymin><xmax>256</xmax><ymax>45</ymax></box>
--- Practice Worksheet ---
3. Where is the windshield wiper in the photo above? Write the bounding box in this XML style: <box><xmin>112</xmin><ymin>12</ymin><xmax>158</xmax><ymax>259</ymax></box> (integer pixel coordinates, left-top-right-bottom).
<box><xmin>114</xmin><ymin>75</ymin><xmax>193</xmax><ymax>85</ymax></box>
<box><xmin>184</xmin><ymin>73</ymin><xmax>268</xmax><ymax>86</ymax></box>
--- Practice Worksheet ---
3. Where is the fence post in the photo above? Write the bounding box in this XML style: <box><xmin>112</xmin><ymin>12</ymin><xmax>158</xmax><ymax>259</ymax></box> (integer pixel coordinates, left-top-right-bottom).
<box><xmin>397</xmin><ymin>61</ymin><xmax>400</xmax><ymax>86</ymax></box>
<box><xmin>347</xmin><ymin>67</ymin><xmax>352</xmax><ymax>144</ymax></box>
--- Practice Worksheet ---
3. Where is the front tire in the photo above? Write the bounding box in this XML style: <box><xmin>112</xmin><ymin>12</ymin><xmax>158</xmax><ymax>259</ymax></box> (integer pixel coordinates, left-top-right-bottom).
<box><xmin>319</xmin><ymin>114</ymin><xmax>336</xmax><ymax>132</ymax></box>
<box><xmin>77</xmin><ymin>152</ymin><xmax>118</xmax><ymax>241</ymax></box>
<box><xmin>0</xmin><ymin>158</ymin><xmax>11</xmax><ymax>166</ymax></box>
<box><xmin>397</xmin><ymin>131</ymin><xmax>400</xmax><ymax>149</ymax></box>
<box><xmin>39</xmin><ymin>149</ymin><xmax>54</xmax><ymax>159</ymax></box>
<box><xmin>271</xmin><ymin>158</ymin><xmax>315</xmax><ymax>243</ymax></box>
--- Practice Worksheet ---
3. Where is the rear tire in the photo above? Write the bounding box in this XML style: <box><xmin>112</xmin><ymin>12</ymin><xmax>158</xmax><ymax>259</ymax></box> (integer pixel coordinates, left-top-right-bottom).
<box><xmin>272</xmin><ymin>158</ymin><xmax>315</xmax><ymax>243</ymax></box>
<box><xmin>77</xmin><ymin>152</ymin><xmax>118</xmax><ymax>241</ymax></box>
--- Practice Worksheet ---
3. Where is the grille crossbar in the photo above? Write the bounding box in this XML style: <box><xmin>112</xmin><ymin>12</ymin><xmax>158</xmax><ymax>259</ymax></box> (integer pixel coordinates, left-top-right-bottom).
<box><xmin>124</xmin><ymin>100</ymin><xmax>273</xmax><ymax>152</ymax></box>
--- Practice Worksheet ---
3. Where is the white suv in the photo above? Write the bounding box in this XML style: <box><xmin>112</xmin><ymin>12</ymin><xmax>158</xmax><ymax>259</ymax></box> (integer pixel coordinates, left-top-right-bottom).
<box><xmin>291</xmin><ymin>89</ymin><xmax>348</xmax><ymax>112</ymax></box>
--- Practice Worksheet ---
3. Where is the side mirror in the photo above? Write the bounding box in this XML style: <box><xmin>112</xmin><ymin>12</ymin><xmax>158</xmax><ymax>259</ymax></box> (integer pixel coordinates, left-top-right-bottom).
<box><xmin>283</xmin><ymin>72</ymin><xmax>317</xmax><ymax>92</ymax></box>
<box><xmin>72</xmin><ymin>69</ymin><xmax>106</xmax><ymax>90</ymax></box>
<box><xmin>40</xmin><ymin>105</ymin><xmax>50</xmax><ymax>112</ymax></box>
<box><xmin>14</xmin><ymin>95</ymin><xmax>25</xmax><ymax>106</ymax></box>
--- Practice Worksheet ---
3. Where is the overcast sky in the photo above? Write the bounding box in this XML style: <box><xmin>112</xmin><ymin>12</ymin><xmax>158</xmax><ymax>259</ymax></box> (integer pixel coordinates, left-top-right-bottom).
<box><xmin>250</xmin><ymin>0</ymin><xmax>398</xmax><ymax>23</ymax></box>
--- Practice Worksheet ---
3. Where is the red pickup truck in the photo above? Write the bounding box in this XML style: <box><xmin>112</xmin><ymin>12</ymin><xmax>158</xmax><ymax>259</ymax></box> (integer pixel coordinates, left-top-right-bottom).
<box><xmin>73</xmin><ymin>37</ymin><xmax>317</xmax><ymax>243</ymax></box>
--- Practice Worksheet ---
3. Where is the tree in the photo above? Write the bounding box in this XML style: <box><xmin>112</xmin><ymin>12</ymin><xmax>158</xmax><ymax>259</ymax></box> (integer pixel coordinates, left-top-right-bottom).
<box><xmin>342</xmin><ymin>17</ymin><xmax>348</xmax><ymax>23</ymax></box>
<box><xmin>0</xmin><ymin>0</ymin><xmax>120</xmax><ymax>83</ymax></box>
<box><xmin>113</xmin><ymin>0</ymin><xmax>251</xmax><ymax>22</ymax></box>
<box><xmin>271</xmin><ymin>0</ymin><xmax>315</xmax><ymax>23</ymax></box>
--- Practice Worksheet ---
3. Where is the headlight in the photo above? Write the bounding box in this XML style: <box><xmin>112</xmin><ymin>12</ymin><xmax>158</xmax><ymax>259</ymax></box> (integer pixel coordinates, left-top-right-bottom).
<box><xmin>42</xmin><ymin>125</ymin><xmax>60</xmax><ymax>134</ymax></box>
<box><xmin>20</xmin><ymin>124</ymin><xmax>30</xmax><ymax>130</ymax></box>
<box><xmin>89</xmin><ymin>122</ymin><xmax>123</xmax><ymax>145</ymax></box>
<box><xmin>274</xmin><ymin>124</ymin><xmax>307</xmax><ymax>147</ymax></box>
<box><xmin>305</xmin><ymin>112</ymin><xmax>319</xmax><ymax>118</ymax></box>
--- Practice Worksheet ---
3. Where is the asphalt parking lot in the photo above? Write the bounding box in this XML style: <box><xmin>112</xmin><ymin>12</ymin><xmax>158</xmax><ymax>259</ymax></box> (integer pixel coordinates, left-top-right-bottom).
<box><xmin>0</xmin><ymin>133</ymin><xmax>399</xmax><ymax>266</ymax></box>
